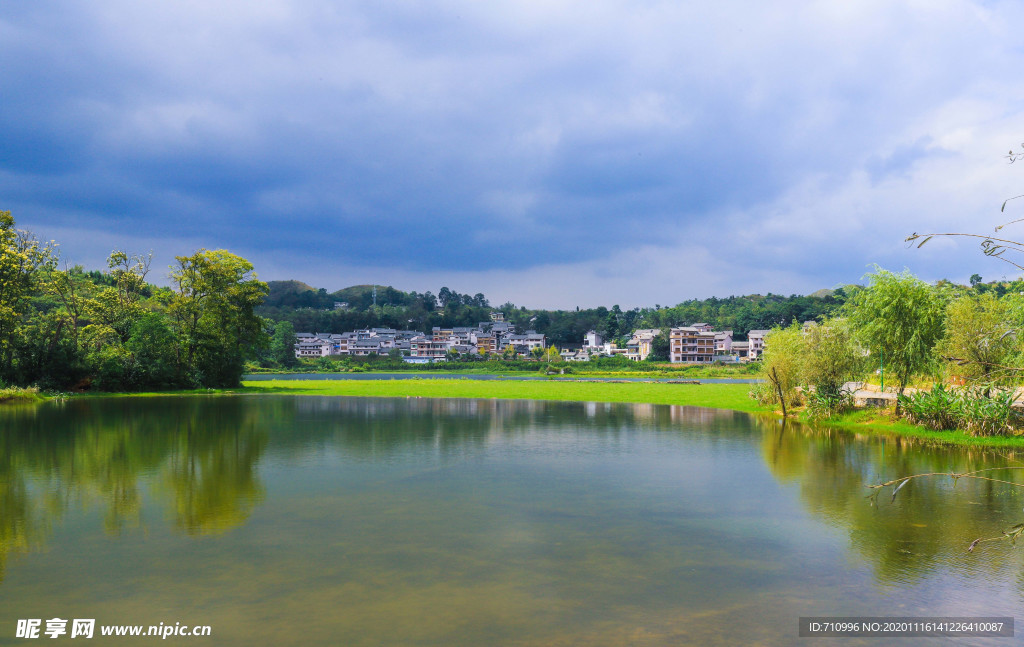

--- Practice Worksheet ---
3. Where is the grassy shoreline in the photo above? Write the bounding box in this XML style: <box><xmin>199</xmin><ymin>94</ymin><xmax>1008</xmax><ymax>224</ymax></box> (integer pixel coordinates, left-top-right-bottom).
<box><xmin>801</xmin><ymin>409</ymin><xmax>1024</xmax><ymax>448</ymax></box>
<box><xmin>246</xmin><ymin>362</ymin><xmax>761</xmax><ymax>380</ymax></box>
<box><xmin>236</xmin><ymin>378</ymin><xmax>768</xmax><ymax>412</ymax></box>
<box><xmin>0</xmin><ymin>386</ymin><xmax>44</xmax><ymax>405</ymax></box>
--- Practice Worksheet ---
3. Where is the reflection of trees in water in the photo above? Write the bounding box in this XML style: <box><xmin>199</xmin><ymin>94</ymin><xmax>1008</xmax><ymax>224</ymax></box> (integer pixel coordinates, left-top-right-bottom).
<box><xmin>757</xmin><ymin>416</ymin><xmax>1024</xmax><ymax>583</ymax></box>
<box><xmin>265</xmin><ymin>396</ymin><xmax>755</xmax><ymax>456</ymax></box>
<box><xmin>0</xmin><ymin>398</ymin><xmax>268</xmax><ymax>579</ymax></box>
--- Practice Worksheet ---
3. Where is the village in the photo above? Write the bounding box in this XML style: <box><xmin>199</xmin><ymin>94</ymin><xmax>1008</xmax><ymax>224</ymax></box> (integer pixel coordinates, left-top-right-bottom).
<box><xmin>294</xmin><ymin>311</ymin><xmax>770</xmax><ymax>364</ymax></box>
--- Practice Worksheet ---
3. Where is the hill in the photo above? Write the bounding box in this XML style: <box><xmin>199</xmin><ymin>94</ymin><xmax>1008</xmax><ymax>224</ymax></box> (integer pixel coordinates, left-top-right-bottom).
<box><xmin>264</xmin><ymin>280</ymin><xmax>319</xmax><ymax>308</ymax></box>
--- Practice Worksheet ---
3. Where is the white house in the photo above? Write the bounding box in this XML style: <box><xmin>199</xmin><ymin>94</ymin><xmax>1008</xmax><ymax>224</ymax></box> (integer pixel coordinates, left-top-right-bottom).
<box><xmin>748</xmin><ymin>330</ymin><xmax>769</xmax><ymax>360</ymax></box>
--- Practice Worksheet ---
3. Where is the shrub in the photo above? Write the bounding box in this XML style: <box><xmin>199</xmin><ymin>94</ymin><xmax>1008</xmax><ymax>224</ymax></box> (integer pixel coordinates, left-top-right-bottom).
<box><xmin>898</xmin><ymin>384</ymin><xmax>1022</xmax><ymax>436</ymax></box>
<box><xmin>898</xmin><ymin>384</ymin><xmax>959</xmax><ymax>430</ymax></box>
<box><xmin>805</xmin><ymin>385</ymin><xmax>854</xmax><ymax>419</ymax></box>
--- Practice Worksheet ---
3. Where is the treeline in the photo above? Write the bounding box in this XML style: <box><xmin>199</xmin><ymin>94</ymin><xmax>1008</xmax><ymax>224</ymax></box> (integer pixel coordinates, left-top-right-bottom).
<box><xmin>0</xmin><ymin>211</ymin><xmax>267</xmax><ymax>391</ymax></box>
<box><xmin>757</xmin><ymin>268</ymin><xmax>1024</xmax><ymax>435</ymax></box>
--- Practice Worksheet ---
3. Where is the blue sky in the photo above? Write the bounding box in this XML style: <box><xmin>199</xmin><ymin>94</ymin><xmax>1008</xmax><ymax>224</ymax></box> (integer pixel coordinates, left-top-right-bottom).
<box><xmin>3</xmin><ymin>0</ymin><xmax>1024</xmax><ymax>308</ymax></box>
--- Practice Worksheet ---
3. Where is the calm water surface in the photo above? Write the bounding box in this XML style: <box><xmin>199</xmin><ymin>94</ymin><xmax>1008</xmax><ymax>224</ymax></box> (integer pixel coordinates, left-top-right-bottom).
<box><xmin>1</xmin><ymin>396</ymin><xmax>1022</xmax><ymax>646</ymax></box>
<box><xmin>243</xmin><ymin>372</ymin><xmax>760</xmax><ymax>383</ymax></box>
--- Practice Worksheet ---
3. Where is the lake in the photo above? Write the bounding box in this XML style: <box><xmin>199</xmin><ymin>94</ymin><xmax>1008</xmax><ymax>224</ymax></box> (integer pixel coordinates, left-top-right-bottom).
<box><xmin>0</xmin><ymin>396</ymin><xmax>1021</xmax><ymax>645</ymax></box>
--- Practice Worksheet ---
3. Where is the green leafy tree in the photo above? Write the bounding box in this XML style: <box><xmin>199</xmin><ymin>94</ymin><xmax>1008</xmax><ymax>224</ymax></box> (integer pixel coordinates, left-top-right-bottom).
<box><xmin>48</xmin><ymin>265</ymin><xmax>95</xmax><ymax>353</ymax></box>
<box><xmin>647</xmin><ymin>331</ymin><xmax>670</xmax><ymax>362</ymax></box>
<box><xmin>169</xmin><ymin>250</ymin><xmax>269</xmax><ymax>387</ymax></box>
<box><xmin>758</xmin><ymin>322</ymin><xmax>804</xmax><ymax>417</ymax></box>
<box><xmin>846</xmin><ymin>268</ymin><xmax>945</xmax><ymax>408</ymax></box>
<box><xmin>126</xmin><ymin>313</ymin><xmax>179</xmax><ymax>388</ymax></box>
<box><xmin>802</xmin><ymin>318</ymin><xmax>864</xmax><ymax>412</ymax></box>
<box><xmin>269</xmin><ymin>320</ymin><xmax>298</xmax><ymax>368</ymax></box>
<box><xmin>936</xmin><ymin>292</ymin><xmax>1018</xmax><ymax>387</ymax></box>
<box><xmin>83</xmin><ymin>251</ymin><xmax>152</xmax><ymax>346</ymax></box>
<box><xmin>0</xmin><ymin>211</ymin><xmax>57</xmax><ymax>383</ymax></box>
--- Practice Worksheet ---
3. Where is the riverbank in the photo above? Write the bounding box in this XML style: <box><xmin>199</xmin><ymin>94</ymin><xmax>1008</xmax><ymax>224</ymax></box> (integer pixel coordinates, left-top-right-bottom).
<box><xmin>248</xmin><ymin>361</ymin><xmax>762</xmax><ymax>380</ymax></box>
<box><xmin>0</xmin><ymin>386</ymin><xmax>43</xmax><ymax>404</ymax></box>
<box><xmin>805</xmin><ymin>408</ymin><xmax>1024</xmax><ymax>448</ymax></box>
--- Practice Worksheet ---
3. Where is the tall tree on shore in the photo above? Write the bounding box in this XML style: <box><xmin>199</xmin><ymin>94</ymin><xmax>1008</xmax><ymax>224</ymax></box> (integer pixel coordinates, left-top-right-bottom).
<box><xmin>0</xmin><ymin>211</ymin><xmax>56</xmax><ymax>383</ymax></box>
<box><xmin>169</xmin><ymin>249</ymin><xmax>269</xmax><ymax>387</ymax></box>
<box><xmin>846</xmin><ymin>268</ymin><xmax>945</xmax><ymax>408</ymax></box>
<box><xmin>760</xmin><ymin>322</ymin><xmax>804</xmax><ymax>417</ymax></box>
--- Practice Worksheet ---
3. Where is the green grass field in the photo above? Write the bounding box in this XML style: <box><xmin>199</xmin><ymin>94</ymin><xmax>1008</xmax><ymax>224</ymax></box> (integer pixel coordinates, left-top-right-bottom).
<box><xmin>238</xmin><ymin>378</ymin><xmax>768</xmax><ymax>412</ymax></box>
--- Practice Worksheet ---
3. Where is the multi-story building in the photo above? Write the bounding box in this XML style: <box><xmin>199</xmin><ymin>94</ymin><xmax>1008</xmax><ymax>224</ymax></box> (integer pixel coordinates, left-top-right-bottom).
<box><xmin>669</xmin><ymin>327</ymin><xmax>716</xmax><ymax>363</ymax></box>
<box><xmin>748</xmin><ymin>330</ymin><xmax>769</xmax><ymax>360</ymax></box>
<box><xmin>584</xmin><ymin>330</ymin><xmax>604</xmax><ymax>350</ymax></box>
<box><xmin>295</xmin><ymin>338</ymin><xmax>333</xmax><ymax>358</ymax></box>
<box><xmin>431</xmin><ymin>327</ymin><xmax>455</xmax><ymax>342</ymax></box>
<box><xmin>475</xmin><ymin>334</ymin><xmax>497</xmax><ymax>356</ymax></box>
<box><xmin>714</xmin><ymin>331</ymin><xmax>733</xmax><ymax>355</ymax></box>
<box><xmin>505</xmin><ymin>332</ymin><xmax>546</xmax><ymax>356</ymax></box>
<box><xmin>731</xmin><ymin>341</ymin><xmax>749</xmax><ymax>359</ymax></box>
<box><xmin>349</xmin><ymin>338</ymin><xmax>394</xmax><ymax>356</ymax></box>
<box><xmin>625</xmin><ymin>329</ymin><xmax>660</xmax><ymax>361</ymax></box>
<box><xmin>410</xmin><ymin>336</ymin><xmax>450</xmax><ymax>360</ymax></box>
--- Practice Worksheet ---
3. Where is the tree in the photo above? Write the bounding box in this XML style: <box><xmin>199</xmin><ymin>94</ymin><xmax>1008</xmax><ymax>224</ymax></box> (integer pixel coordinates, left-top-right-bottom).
<box><xmin>970</xmin><ymin>273</ymin><xmax>983</xmax><ymax>288</ymax></box>
<box><xmin>759</xmin><ymin>322</ymin><xmax>803</xmax><ymax>417</ymax></box>
<box><xmin>48</xmin><ymin>265</ymin><xmax>94</xmax><ymax>353</ymax></box>
<box><xmin>936</xmin><ymin>292</ymin><xmax>1017</xmax><ymax>387</ymax></box>
<box><xmin>801</xmin><ymin>318</ymin><xmax>865</xmax><ymax>411</ymax></box>
<box><xmin>84</xmin><ymin>251</ymin><xmax>152</xmax><ymax>345</ymax></box>
<box><xmin>0</xmin><ymin>211</ymin><xmax>56</xmax><ymax>383</ymax></box>
<box><xmin>169</xmin><ymin>250</ymin><xmax>269</xmax><ymax>387</ymax></box>
<box><xmin>437</xmin><ymin>287</ymin><xmax>452</xmax><ymax>308</ymax></box>
<box><xmin>647</xmin><ymin>331</ymin><xmax>670</xmax><ymax>362</ymax></box>
<box><xmin>270</xmin><ymin>320</ymin><xmax>298</xmax><ymax>368</ymax></box>
<box><xmin>846</xmin><ymin>268</ymin><xmax>945</xmax><ymax>408</ymax></box>
<box><xmin>126</xmin><ymin>312</ymin><xmax>178</xmax><ymax>388</ymax></box>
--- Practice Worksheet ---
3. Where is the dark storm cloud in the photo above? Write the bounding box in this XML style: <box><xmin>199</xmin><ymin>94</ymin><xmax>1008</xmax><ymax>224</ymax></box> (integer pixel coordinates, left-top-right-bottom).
<box><xmin>2</xmin><ymin>1</ymin><xmax>1024</xmax><ymax>306</ymax></box>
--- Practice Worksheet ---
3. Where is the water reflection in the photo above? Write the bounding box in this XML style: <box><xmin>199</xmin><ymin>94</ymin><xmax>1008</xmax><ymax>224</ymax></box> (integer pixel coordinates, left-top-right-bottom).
<box><xmin>756</xmin><ymin>416</ymin><xmax>1024</xmax><ymax>585</ymax></box>
<box><xmin>2</xmin><ymin>395</ymin><xmax>1024</xmax><ymax>645</ymax></box>
<box><xmin>0</xmin><ymin>397</ymin><xmax>267</xmax><ymax>580</ymax></box>
<box><xmin>0</xmin><ymin>396</ymin><xmax>752</xmax><ymax>581</ymax></box>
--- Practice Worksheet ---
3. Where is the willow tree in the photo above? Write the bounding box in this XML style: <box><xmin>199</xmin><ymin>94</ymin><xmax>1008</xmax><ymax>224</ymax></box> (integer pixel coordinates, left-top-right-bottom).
<box><xmin>936</xmin><ymin>292</ymin><xmax>1019</xmax><ymax>387</ymax></box>
<box><xmin>846</xmin><ymin>268</ymin><xmax>945</xmax><ymax>408</ymax></box>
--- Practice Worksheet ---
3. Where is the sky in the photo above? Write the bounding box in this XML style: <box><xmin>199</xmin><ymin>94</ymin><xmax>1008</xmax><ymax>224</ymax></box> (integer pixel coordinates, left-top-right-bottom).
<box><xmin>3</xmin><ymin>0</ymin><xmax>1024</xmax><ymax>309</ymax></box>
